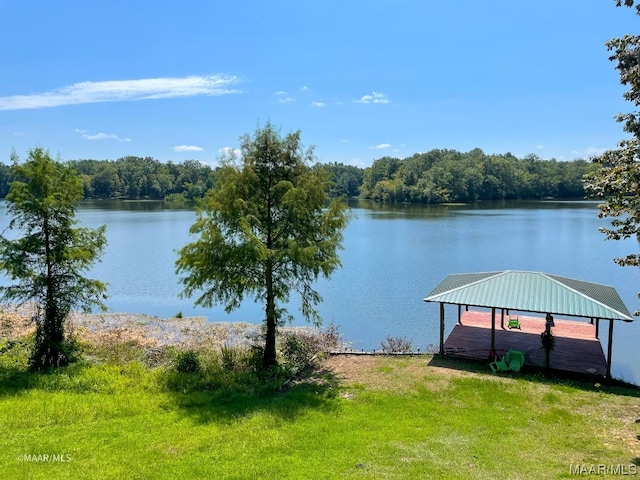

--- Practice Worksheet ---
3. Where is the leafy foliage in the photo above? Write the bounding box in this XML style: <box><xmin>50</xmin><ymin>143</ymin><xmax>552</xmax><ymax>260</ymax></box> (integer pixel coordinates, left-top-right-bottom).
<box><xmin>0</xmin><ymin>147</ymin><xmax>107</xmax><ymax>370</ymax></box>
<box><xmin>361</xmin><ymin>149</ymin><xmax>594</xmax><ymax>203</ymax></box>
<box><xmin>175</xmin><ymin>349</ymin><xmax>202</xmax><ymax>374</ymax></box>
<box><xmin>70</xmin><ymin>156</ymin><xmax>215</xmax><ymax>201</ymax></box>
<box><xmin>176</xmin><ymin>123</ymin><xmax>349</xmax><ymax>368</ymax></box>
<box><xmin>281</xmin><ymin>323</ymin><xmax>343</xmax><ymax>370</ymax></box>
<box><xmin>313</xmin><ymin>161</ymin><xmax>364</xmax><ymax>197</ymax></box>
<box><xmin>583</xmin><ymin>1</ymin><xmax>640</xmax><ymax>314</ymax></box>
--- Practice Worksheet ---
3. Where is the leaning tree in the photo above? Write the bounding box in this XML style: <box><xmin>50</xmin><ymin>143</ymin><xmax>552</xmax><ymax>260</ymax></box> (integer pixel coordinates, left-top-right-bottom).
<box><xmin>0</xmin><ymin>147</ymin><xmax>107</xmax><ymax>370</ymax></box>
<box><xmin>176</xmin><ymin>123</ymin><xmax>349</xmax><ymax>368</ymax></box>
<box><xmin>584</xmin><ymin>0</ymin><xmax>640</xmax><ymax>315</ymax></box>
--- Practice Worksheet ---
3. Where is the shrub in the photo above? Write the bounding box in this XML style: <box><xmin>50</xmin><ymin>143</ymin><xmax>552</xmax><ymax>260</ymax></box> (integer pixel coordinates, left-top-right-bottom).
<box><xmin>220</xmin><ymin>343</ymin><xmax>242</xmax><ymax>371</ymax></box>
<box><xmin>380</xmin><ymin>335</ymin><xmax>413</xmax><ymax>353</ymax></box>
<box><xmin>281</xmin><ymin>333</ymin><xmax>314</xmax><ymax>370</ymax></box>
<box><xmin>175</xmin><ymin>350</ymin><xmax>201</xmax><ymax>374</ymax></box>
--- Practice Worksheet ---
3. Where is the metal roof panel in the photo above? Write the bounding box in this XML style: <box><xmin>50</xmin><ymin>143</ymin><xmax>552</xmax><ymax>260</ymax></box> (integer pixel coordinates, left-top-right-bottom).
<box><xmin>424</xmin><ymin>270</ymin><xmax>633</xmax><ymax>321</ymax></box>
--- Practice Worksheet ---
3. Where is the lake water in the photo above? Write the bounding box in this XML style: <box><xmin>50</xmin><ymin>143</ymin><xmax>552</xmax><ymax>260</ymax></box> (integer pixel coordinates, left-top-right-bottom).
<box><xmin>0</xmin><ymin>199</ymin><xmax>638</xmax><ymax>384</ymax></box>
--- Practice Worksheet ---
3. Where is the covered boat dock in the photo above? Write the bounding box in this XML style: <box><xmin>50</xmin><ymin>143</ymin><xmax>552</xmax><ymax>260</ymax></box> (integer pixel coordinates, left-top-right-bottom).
<box><xmin>424</xmin><ymin>270</ymin><xmax>633</xmax><ymax>379</ymax></box>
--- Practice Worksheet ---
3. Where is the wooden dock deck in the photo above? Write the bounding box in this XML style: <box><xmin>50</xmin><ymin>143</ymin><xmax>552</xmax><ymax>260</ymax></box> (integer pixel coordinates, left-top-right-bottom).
<box><xmin>443</xmin><ymin>310</ymin><xmax>608</xmax><ymax>377</ymax></box>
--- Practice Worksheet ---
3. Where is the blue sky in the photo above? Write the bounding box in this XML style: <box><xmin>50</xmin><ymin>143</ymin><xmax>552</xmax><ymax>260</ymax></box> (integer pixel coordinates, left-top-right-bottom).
<box><xmin>0</xmin><ymin>1</ymin><xmax>637</xmax><ymax>167</ymax></box>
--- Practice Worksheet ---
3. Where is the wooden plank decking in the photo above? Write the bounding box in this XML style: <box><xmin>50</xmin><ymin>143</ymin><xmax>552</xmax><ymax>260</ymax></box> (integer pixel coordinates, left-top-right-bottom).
<box><xmin>443</xmin><ymin>310</ymin><xmax>608</xmax><ymax>377</ymax></box>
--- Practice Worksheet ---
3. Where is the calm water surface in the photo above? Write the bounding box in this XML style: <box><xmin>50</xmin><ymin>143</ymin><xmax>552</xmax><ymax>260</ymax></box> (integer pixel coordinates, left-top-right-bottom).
<box><xmin>1</xmin><ymin>199</ymin><xmax>638</xmax><ymax>384</ymax></box>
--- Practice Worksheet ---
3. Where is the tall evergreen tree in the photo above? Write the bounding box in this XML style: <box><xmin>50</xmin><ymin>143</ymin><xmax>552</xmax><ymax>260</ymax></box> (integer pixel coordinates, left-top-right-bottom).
<box><xmin>0</xmin><ymin>147</ymin><xmax>107</xmax><ymax>370</ymax></box>
<box><xmin>176</xmin><ymin>123</ymin><xmax>349</xmax><ymax>367</ymax></box>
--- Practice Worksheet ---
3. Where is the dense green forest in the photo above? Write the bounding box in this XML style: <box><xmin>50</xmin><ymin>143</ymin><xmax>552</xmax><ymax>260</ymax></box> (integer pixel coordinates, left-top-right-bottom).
<box><xmin>69</xmin><ymin>157</ymin><xmax>216</xmax><ymax>202</ymax></box>
<box><xmin>358</xmin><ymin>149</ymin><xmax>594</xmax><ymax>203</ymax></box>
<box><xmin>0</xmin><ymin>148</ymin><xmax>594</xmax><ymax>203</ymax></box>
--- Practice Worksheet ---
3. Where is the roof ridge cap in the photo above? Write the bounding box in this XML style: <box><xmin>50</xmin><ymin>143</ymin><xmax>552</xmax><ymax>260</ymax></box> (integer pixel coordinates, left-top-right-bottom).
<box><xmin>541</xmin><ymin>272</ymin><xmax>633</xmax><ymax>321</ymax></box>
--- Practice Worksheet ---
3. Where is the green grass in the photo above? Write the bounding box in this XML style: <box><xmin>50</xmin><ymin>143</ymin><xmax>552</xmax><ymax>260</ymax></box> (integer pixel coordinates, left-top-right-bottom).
<box><xmin>0</xmin><ymin>346</ymin><xmax>638</xmax><ymax>479</ymax></box>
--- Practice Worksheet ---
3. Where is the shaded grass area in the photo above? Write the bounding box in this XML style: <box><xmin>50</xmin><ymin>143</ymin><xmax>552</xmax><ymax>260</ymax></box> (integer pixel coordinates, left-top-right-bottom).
<box><xmin>0</xmin><ymin>338</ymin><xmax>638</xmax><ymax>479</ymax></box>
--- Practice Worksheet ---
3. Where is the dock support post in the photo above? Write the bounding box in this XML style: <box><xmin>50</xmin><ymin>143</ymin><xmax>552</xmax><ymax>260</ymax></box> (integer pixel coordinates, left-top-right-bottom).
<box><xmin>595</xmin><ymin>318</ymin><xmax>600</xmax><ymax>339</ymax></box>
<box><xmin>491</xmin><ymin>307</ymin><xmax>496</xmax><ymax>353</ymax></box>
<box><xmin>439</xmin><ymin>303</ymin><xmax>445</xmax><ymax>355</ymax></box>
<box><xmin>606</xmin><ymin>320</ymin><xmax>614</xmax><ymax>380</ymax></box>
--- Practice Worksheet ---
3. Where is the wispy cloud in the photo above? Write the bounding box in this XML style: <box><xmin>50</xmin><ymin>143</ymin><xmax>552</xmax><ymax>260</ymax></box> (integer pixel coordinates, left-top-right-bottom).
<box><xmin>371</xmin><ymin>143</ymin><xmax>391</xmax><ymax>149</ymax></box>
<box><xmin>311</xmin><ymin>101</ymin><xmax>325</xmax><ymax>108</ymax></box>
<box><xmin>0</xmin><ymin>74</ymin><xmax>241</xmax><ymax>110</ymax></box>
<box><xmin>354</xmin><ymin>91</ymin><xmax>390</xmax><ymax>104</ymax></box>
<box><xmin>274</xmin><ymin>90</ymin><xmax>295</xmax><ymax>103</ymax></box>
<box><xmin>219</xmin><ymin>146</ymin><xmax>241</xmax><ymax>157</ymax></box>
<box><xmin>75</xmin><ymin>128</ymin><xmax>131</xmax><ymax>142</ymax></box>
<box><xmin>174</xmin><ymin>145</ymin><xmax>203</xmax><ymax>152</ymax></box>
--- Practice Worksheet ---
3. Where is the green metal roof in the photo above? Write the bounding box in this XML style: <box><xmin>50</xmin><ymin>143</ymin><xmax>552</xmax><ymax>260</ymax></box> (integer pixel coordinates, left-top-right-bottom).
<box><xmin>423</xmin><ymin>270</ymin><xmax>633</xmax><ymax>321</ymax></box>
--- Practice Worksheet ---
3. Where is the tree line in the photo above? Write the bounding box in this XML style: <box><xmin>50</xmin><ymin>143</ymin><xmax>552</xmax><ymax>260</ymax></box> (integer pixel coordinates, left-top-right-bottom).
<box><xmin>0</xmin><ymin>148</ymin><xmax>594</xmax><ymax>204</ymax></box>
<box><xmin>357</xmin><ymin>149</ymin><xmax>595</xmax><ymax>203</ymax></box>
<box><xmin>0</xmin><ymin>155</ymin><xmax>216</xmax><ymax>203</ymax></box>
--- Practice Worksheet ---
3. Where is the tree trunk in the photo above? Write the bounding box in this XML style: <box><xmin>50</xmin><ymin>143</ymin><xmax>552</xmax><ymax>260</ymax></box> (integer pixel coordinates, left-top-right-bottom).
<box><xmin>31</xmin><ymin>217</ymin><xmax>65</xmax><ymax>370</ymax></box>
<box><xmin>263</xmin><ymin>262</ymin><xmax>277</xmax><ymax>368</ymax></box>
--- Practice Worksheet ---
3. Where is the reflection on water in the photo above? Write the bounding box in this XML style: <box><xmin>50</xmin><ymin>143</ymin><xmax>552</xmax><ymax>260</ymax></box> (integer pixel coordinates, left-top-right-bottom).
<box><xmin>0</xmin><ymin>198</ymin><xmax>638</xmax><ymax>384</ymax></box>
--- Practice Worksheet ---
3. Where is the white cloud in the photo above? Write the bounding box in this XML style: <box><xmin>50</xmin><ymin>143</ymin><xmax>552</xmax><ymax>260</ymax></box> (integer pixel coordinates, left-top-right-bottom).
<box><xmin>300</xmin><ymin>85</ymin><xmax>310</xmax><ymax>92</ymax></box>
<box><xmin>536</xmin><ymin>144</ymin><xmax>544</xmax><ymax>150</ymax></box>
<box><xmin>174</xmin><ymin>145</ymin><xmax>203</xmax><ymax>152</ymax></box>
<box><xmin>75</xmin><ymin>128</ymin><xmax>131</xmax><ymax>142</ymax></box>
<box><xmin>0</xmin><ymin>74</ymin><xmax>241</xmax><ymax>110</ymax></box>
<box><xmin>273</xmin><ymin>91</ymin><xmax>295</xmax><ymax>103</ymax></box>
<box><xmin>354</xmin><ymin>91</ymin><xmax>390</xmax><ymax>104</ymax></box>
<box><xmin>218</xmin><ymin>146</ymin><xmax>242</xmax><ymax>158</ymax></box>
<box><xmin>371</xmin><ymin>143</ymin><xmax>391</xmax><ymax>149</ymax></box>
<box><xmin>311</xmin><ymin>101</ymin><xmax>325</xmax><ymax>107</ymax></box>
<box><xmin>340</xmin><ymin>138</ymin><xmax>349</xmax><ymax>143</ymax></box>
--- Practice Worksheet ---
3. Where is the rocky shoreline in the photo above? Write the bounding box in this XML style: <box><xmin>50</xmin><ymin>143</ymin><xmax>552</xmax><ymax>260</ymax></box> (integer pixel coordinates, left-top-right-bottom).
<box><xmin>0</xmin><ymin>305</ymin><xmax>343</xmax><ymax>352</ymax></box>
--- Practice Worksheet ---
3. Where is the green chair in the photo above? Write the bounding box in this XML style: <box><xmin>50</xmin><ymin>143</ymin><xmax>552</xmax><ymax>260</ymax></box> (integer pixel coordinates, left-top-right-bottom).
<box><xmin>489</xmin><ymin>349</ymin><xmax>525</xmax><ymax>373</ymax></box>
<box><xmin>507</xmin><ymin>316</ymin><xmax>521</xmax><ymax>329</ymax></box>
<box><xmin>505</xmin><ymin>349</ymin><xmax>525</xmax><ymax>372</ymax></box>
<box><xmin>507</xmin><ymin>358</ymin><xmax>522</xmax><ymax>372</ymax></box>
<box><xmin>489</xmin><ymin>355</ymin><xmax>509</xmax><ymax>372</ymax></box>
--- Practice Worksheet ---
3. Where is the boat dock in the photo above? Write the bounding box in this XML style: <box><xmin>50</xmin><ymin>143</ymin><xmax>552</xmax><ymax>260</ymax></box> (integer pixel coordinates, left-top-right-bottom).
<box><xmin>443</xmin><ymin>310</ymin><xmax>608</xmax><ymax>377</ymax></box>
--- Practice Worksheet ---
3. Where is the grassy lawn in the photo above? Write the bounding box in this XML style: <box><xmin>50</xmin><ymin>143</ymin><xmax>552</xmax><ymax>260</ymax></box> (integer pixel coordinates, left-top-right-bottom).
<box><xmin>0</xmin><ymin>346</ymin><xmax>639</xmax><ymax>479</ymax></box>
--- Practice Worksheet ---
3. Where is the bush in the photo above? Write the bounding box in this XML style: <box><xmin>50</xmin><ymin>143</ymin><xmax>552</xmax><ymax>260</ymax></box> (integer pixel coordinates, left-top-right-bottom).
<box><xmin>175</xmin><ymin>350</ymin><xmax>201</xmax><ymax>374</ymax></box>
<box><xmin>0</xmin><ymin>335</ymin><xmax>33</xmax><ymax>372</ymax></box>
<box><xmin>281</xmin><ymin>333</ymin><xmax>314</xmax><ymax>370</ymax></box>
<box><xmin>380</xmin><ymin>335</ymin><xmax>413</xmax><ymax>353</ymax></box>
